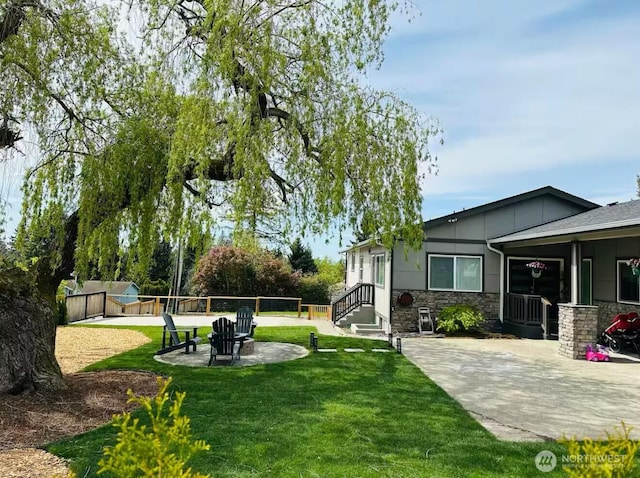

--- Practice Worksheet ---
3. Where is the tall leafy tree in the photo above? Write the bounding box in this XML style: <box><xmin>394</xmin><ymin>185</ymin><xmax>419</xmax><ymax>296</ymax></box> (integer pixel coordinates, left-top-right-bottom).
<box><xmin>288</xmin><ymin>238</ymin><xmax>317</xmax><ymax>274</ymax></box>
<box><xmin>1</xmin><ymin>0</ymin><xmax>440</xmax><ymax>393</ymax></box>
<box><xmin>316</xmin><ymin>257</ymin><xmax>345</xmax><ymax>285</ymax></box>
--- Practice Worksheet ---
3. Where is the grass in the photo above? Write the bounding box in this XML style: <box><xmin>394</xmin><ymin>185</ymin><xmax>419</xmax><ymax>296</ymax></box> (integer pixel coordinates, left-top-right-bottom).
<box><xmin>48</xmin><ymin>325</ymin><xmax>571</xmax><ymax>477</ymax></box>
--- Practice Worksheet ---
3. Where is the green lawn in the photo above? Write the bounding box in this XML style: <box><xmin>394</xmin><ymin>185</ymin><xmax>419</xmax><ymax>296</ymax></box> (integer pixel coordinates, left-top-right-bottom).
<box><xmin>48</xmin><ymin>326</ymin><xmax>569</xmax><ymax>477</ymax></box>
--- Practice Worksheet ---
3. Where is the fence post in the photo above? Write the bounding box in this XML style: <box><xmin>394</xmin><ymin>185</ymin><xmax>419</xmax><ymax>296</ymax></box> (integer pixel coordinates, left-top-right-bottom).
<box><xmin>256</xmin><ymin>297</ymin><xmax>261</xmax><ymax>316</ymax></box>
<box><xmin>297</xmin><ymin>299</ymin><xmax>302</xmax><ymax>318</ymax></box>
<box><xmin>206</xmin><ymin>297</ymin><xmax>211</xmax><ymax>316</ymax></box>
<box><xmin>309</xmin><ymin>305</ymin><xmax>313</xmax><ymax>320</ymax></box>
<box><xmin>84</xmin><ymin>295</ymin><xmax>89</xmax><ymax>321</ymax></box>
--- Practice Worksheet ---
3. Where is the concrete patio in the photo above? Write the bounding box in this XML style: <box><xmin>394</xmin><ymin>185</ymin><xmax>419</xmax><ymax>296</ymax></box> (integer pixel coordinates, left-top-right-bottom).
<box><xmin>402</xmin><ymin>337</ymin><xmax>640</xmax><ymax>441</ymax></box>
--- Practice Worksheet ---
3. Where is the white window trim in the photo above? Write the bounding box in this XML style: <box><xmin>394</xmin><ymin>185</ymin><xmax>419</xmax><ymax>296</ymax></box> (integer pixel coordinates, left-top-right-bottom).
<box><xmin>373</xmin><ymin>254</ymin><xmax>385</xmax><ymax>287</ymax></box>
<box><xmin>616</xmin><ymin>260</ymin><xmax>640</xmax><ymax>305</ymax></box>
<box><xmin>428</xmin><ymin>254</ymin><xmax>483</xmax><ymax>293</ymax></box>
<box><xmin>350</xmin><ymin>252</ymin><xmax>355</xmax><ymax>272</ymax></box>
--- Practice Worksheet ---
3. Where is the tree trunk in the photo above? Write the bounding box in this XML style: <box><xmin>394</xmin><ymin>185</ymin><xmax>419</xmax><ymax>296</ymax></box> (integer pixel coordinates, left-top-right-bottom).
<box><xmin>0</xmin><ymin>275</ymin><xmax>65</xmax><ymax>394</ymax></box>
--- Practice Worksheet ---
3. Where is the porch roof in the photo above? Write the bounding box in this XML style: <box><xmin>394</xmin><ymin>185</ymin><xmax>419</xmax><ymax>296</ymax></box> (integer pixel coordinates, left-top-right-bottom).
<box><xmin>489</xmin><ymin>199</ymin><xmax>640</xmax><ymax>247</ymax></box>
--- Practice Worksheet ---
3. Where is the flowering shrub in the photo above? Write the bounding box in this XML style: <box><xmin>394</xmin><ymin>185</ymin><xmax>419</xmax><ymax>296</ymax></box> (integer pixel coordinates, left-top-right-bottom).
<box><xmin>526</xmin><ymin>261</ymin><xmax>548</xmax><ymax>271</ymax></box>
<box><xmin>191</xmin><ymin>246</ymin><xmax>299</xmax><ymax>297</ymax></box>
<box><xmin>626</xmin><ymin>258</ymin><xmax>640</xmax><ymax>268</ymax></box>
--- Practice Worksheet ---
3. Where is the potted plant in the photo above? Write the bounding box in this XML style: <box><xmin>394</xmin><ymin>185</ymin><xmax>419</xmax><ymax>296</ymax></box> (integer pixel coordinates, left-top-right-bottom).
<box><xmin>526</xmin><ymin>261</ymin><xmax>548</xmax><ymax>279</ymax></box>
<box><xmin>626</xmin><ymin>258</ymin><xmax>640</xmax><ymax>276</ymax></box>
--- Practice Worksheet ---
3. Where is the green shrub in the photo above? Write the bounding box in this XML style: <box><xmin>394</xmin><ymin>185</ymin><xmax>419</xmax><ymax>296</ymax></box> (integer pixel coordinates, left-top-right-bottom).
<box><xmin>97</xmin><ymin>376</ymin><xmax>210</xmax><ymax>478</ymax></box>
<box><xmin>298</xmin><ymin>275</ymin><xmax>330</xmax><ymax>304</ymax></box>
<box><xmin>140</xmin><ymin>278</ymin><xmax>171</xmax><ymax>296</ymax></box>
<box><xmin>437</xmin><ymin>305</ymin><xmax>484</xmax><ymax>333</ymax></box>
<box><xmin>560</xmin><ymin>422</ymin><xmax>639</xmax><ymax>477</ymax></box>
<box><xmin>54</xmin><ymin>300</ymin><xmax>68</xmax><ymax>326</ymax></box>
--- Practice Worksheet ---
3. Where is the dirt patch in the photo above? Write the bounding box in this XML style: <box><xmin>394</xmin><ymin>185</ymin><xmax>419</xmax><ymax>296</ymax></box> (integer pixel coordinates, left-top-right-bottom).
<box><xmin>0</xmin><ymin>327</ymin><xmax>159</xmax><ymax>477</ymax></box>
<box><xmin>0</xmin><ymin>448</ymin><xmax>70</xmax><ymax>478</ymax></box>
<box><xmin>55</xmin><ymin>326</ymin><xmax>152</xmax><ymax>373</ymax></box>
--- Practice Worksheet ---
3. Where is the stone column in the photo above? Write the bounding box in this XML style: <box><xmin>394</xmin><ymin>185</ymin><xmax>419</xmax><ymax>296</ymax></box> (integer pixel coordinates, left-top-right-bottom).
<box><xmin>558</xmin><ymin>303</ymin><xmax>599</xmax><ymax>359</ymax></box>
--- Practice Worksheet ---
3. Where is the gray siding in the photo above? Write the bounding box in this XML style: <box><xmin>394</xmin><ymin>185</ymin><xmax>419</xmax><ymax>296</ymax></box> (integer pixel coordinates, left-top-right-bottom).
<box><xmin>393</xmin><ymin>241</ymin><xmax>502</xmax><ymax>293</ymax></box>
<box><xmin>426</xmin><ymin>195</ymin><xmax>587</xmax><ymax>241</ymax></box>
<box><xmin>394</xmin><ymin>193</ymin><xmax>588</xmax><ymax>296</ymax></box>
<box><xmin>392</xmin><ymin>244</ymin><xmax>426</xmax><ymax>290</ymax></box>
<box><xmin>583</xmin><ymin>238</ymin><xmax>640</xmax><ymax>303</ymax></box>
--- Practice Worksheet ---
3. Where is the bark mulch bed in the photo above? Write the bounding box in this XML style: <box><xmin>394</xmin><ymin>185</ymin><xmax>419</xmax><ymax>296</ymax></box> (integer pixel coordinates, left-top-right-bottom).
<box><xmin>0</xmin><ymin>327</ymin><xmax>159</xmax><ymax>477</ymax></box>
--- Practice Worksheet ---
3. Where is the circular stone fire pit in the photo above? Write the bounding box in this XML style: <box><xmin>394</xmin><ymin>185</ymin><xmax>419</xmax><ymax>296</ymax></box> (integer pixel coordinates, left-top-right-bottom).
<box><xmin>153</xmin><ymin>341</ymin><xmax>308</xmax><ymax>367</ymax></box>
<box><xmin>242</xmin><ymin>338</ymin><xmax>255</xmax><ymax>354</ymax></box>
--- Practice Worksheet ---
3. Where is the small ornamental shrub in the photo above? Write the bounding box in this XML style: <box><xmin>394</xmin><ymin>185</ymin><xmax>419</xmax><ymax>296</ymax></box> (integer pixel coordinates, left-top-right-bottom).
<box><xmin>97</xmin><ymin>376</ymin><xmax>210</xmax><ymax>478</ymax></box>
<box><xmin>437</xmin><ymin>305</ymin><xmax>484</xmax><ymax>333</ymax></box>
<box><xmin>560</xmin><ymin>422</ymin><xmax>639</xmax><ymax>477</ymax></box>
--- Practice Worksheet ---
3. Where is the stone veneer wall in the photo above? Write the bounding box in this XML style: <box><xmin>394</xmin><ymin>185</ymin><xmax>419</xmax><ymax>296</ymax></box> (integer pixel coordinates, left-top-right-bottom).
<box><xmin>594</xmin><ymin>300</ymin><xmax>636</xmax><ymax>334</ymax></box>
<box><xmin>391</xmin><ymin>289</ymin><xmax>499</xmax><ymax>333</ymax></box>
<box><xmin>558</xmin><ymin>304</ymin><xmax>598</xmax><ymax>360</ymax></box>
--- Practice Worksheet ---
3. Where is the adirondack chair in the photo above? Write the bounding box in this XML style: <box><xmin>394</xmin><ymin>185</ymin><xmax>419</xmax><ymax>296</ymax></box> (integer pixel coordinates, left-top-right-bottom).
<box><xmin>209</xmin><ymin>317</ymin><xmax>240</xmax><ymax>365</ymax></box>
<box><xmin>236</xmin><ymin>306</ymin><xmax>257</xmax><ymax>337</ymax></box>
<box><xmin>158</xmin><ymin>312</ymin><xmax>201</xmax><ymax>355</ymax></box>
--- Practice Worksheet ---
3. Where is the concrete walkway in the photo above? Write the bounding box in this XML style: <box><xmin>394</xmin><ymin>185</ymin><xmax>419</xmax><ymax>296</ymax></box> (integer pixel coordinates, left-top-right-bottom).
<box><xmin>75</xmin><ymin>314</ymin><xmax>343</xmax><ymax>336</ymax></box>
<box><xmin>402</xmin><ymin>337</ymin><xmax>640</xmax><ymax>441</ymax></box>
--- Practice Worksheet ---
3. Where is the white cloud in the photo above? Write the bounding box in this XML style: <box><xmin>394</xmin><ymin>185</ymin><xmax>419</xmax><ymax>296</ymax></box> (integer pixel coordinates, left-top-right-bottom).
<box><xmin>372</xmin><ymin>1</ymin><xmax>640</xmax><ymax>204</ymax></box>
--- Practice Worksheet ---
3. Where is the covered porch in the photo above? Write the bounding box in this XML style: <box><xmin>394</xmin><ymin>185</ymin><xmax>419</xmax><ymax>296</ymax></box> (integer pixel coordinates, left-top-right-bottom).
<box><xmin>488</xmin><ymin>199</ymin><xmax>640</xmax><ymax>348</ymax></box>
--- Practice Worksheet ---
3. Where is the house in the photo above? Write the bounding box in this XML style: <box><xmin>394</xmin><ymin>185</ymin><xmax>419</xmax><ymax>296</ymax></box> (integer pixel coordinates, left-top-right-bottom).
<box><xmin>339</xmin><ymin>186</ymin><xmax>640</xmax><ymax>348</ymax></box>
<box><xmin>64</xmin><ymin>280</ymin><xmax>140</xmax><ymax>304</ymax></box>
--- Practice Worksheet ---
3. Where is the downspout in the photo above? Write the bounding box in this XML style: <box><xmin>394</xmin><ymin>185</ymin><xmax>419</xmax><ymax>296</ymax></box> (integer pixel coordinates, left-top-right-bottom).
<box><xmin>486</xmin><ymin>241</ymin><xmax>504</xmax><ymax>322</ymax></box>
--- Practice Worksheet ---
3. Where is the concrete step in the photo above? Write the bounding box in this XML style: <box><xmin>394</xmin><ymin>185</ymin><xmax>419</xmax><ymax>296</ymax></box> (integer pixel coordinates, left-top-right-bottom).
<box><xmin>351</xmin><ymin>323</ymin><xmax>385</xmax><ymax>335</ymax></box>
<box><xmin>337</xmin><ymin>305</ymin><xmax>375</xmax><ymax>327</ymax></box>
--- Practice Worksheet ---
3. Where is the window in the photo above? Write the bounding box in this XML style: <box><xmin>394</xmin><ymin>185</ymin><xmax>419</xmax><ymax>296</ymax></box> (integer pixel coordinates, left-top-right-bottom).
<box><xmin>373</xmin><ymin>254</ymin><xmax>385</xmax><ymax>286</ymax></box>
<box><xmin>428</xmin><ymin>255</ymin><xmax>482</xmax><ymax>292</ymax></box>
<box><xmin>359</xmin><ymin>255</ymin><xmax>364</xmax><ymax>281</ymax></box>
<box><xmin>350</xmin><ymin>252</ymin><xmax>355</xmax><ymax>272</ymax></box>
<box><xmin>618</xmin><ymin>260</ymin><xmax>640</xmax><ymax>304</ymax></box>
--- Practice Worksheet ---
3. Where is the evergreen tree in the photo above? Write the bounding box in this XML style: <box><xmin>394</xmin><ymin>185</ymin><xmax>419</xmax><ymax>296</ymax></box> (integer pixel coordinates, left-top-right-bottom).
<box><xmin>288</xmin><ymin>238</ymin><xmax>317</xmax><ymax>274</ymax></box>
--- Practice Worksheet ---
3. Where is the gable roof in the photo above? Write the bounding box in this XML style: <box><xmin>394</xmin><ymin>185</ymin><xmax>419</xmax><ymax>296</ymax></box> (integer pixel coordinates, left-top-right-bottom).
<box><xmin>490</xmin><ymin>199</ymin><xmax>640</xmax><ymax>246</ymax></box>
<box><xmin>65</xmin><ymin>280</ymin><xmax>139</xmax><ymax>295</ymax></box>
<box><xmin>422</xmin><ymin>186</ymin><xmax>599</xmax><ymax>230</ymax></box>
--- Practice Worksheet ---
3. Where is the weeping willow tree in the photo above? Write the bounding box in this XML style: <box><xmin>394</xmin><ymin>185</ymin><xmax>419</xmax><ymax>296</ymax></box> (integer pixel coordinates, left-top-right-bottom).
<box><xmin>1</xmin><ymin>0</ymin><xmax>440</xmax><ymax>393</ymax></box>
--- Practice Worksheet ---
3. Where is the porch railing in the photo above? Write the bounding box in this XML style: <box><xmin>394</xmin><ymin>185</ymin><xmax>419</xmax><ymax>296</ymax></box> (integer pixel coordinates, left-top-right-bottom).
<box><xmin>505</xmin><ymin>293</ymin><xmax>546</xmax><ymax>326</ymax></box>
<box><xmin>331</xmin><ymin>282</ymin><xmax>374</xmax><ymax>323</ymax></box>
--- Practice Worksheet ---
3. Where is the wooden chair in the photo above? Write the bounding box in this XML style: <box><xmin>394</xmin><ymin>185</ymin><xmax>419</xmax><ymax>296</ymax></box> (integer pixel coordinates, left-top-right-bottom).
<box><xmin>157</xmin><ymin>312</ymin><xmax>201</xmax><ymax>355</ymax></box>
<box><xmin>236</xmin><ymin>306</ymin><xmax>257</xmax><ymax>337</ymax></box>
<box><xmin>209</xmin><ymin>317</ymin><xmax>240</xmax><ymax>365</ymax></box>
<box><xmin>418</xmin><ymin>307</ymin><xmax>436</xmax><ymax>334</ymax></box>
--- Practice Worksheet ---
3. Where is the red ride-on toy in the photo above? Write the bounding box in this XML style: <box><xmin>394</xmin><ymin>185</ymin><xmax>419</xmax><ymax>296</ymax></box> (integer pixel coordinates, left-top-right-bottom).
<box><xmin>585</xmin><ymin>343</ymin><xmax>610</xmax><ymax>362</ymax></box>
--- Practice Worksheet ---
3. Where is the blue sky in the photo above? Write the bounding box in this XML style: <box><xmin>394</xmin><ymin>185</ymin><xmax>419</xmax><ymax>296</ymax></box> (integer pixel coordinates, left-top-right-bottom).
<box><xmin>311</xmin><ymin>0</ymin><xmax>640</xmax><ymax>258</ymax></box>
<box><xmin>2</xmin><ymin>0</ymin><xmax>639</xmax><ymax>261</ymax></box>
